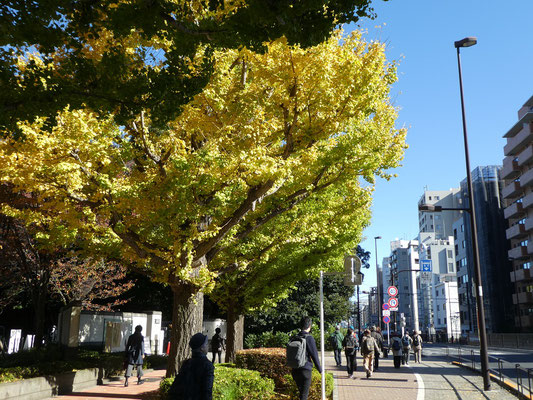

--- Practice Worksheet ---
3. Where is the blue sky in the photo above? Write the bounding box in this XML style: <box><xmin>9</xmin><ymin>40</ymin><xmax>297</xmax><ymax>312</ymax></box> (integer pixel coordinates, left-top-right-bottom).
<box><xmin>346</xmin><ymin>0</ymin><xmax>533</xmax><ymax>292</ymax></box>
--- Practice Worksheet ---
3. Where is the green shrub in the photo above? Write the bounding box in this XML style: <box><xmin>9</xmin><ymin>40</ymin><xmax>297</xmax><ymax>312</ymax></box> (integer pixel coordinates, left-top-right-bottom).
<box><xmin>235</xmin><ymin>348</ymin><xmax>291</xmax><ymax>390</ymax></box>
<box><xmin>282</xmin><ymin>369</ymin><xmax>334</xmax><ymax>400</ymax></box>
<box><xmin>159</xmin><ymin>365</ymin><xmax>275</xmax><ymax>400</ymax></box>
<box><xmin>144</xmin><ymin>354</ymin><xmax>167</xmax><ymax>369</ymax></box>
<box><xmin>244</xmin><ymin>331</ymin><xmax>293</xmax><ymax>349</ymax></box>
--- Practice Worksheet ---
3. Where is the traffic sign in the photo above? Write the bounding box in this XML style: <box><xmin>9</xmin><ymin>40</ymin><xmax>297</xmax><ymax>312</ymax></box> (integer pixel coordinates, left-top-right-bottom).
<box><xmin>343</xmin><ymin>255</ymin><xmax>362</xmax><ymax>286</ymax></box>
<box><xmin>388</xmin><ymin>298</ymin><xmax>399</xmax><ymax>308</ymax></box>
<box><xmin>421</xmin><ymin>259</ymin><xmax>432</xmax><ymax>272</ymax></box>
<box><xmin>390</xmin><ymin>307</ymin><xmax>399</xmax><ymax>312</ymax></box>
<box><xmin>383</xmin><ymin>316</ymin><xmax>390</xmax><ymax>324</ymax></box>
<box><xmin>383</xmin><ymin>310</ymin><xmax>390</xmax><ymax>317</ymax></box>
<box><xmin>387</xmin><ymin>286</ymin><xmax>398</xmax><ymax>297</ymax></box>
<box><xmin>382</xmin><ymin>303</ymin><xmax>389</xmax><ymax>310</ymax></box>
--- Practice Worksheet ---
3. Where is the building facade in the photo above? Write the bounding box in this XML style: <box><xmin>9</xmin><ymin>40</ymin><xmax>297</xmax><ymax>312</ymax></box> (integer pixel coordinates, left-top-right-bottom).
<box><xmin>502</xmin><ymin>95</ymin><xmax>533</xmax><ymax>331</ymax></box>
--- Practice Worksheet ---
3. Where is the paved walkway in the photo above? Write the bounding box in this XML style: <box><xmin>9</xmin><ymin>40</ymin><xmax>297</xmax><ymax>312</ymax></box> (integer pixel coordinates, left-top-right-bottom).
<box><xmin>46</xmin><ymin>369</ymin><xmax>166</xmax><ymax>400</ymax></box>
<box><xmin>325</xmin><ymin>353</ymin><xmax>520</xmax><ymax>400</ymax></box>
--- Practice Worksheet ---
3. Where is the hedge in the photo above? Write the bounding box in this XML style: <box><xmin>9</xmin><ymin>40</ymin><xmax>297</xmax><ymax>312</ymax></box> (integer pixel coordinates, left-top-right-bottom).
<box><xmin>159</xmin><ymin>365</ymin><xmax>276</xmax><ymax>400</ymax></box>
<box><xmin>283</xmin><ymin>369</ymin><xmax>334</xmax><ymax>400</ymax></box>
<box><xmin>235</xmin><ymin>348</ymin><xmax>291</xmax><ymax>390</ymax></box>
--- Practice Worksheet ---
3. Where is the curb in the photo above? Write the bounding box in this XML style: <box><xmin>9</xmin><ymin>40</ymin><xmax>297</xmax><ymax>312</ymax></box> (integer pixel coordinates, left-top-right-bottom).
<box><xmin>451</xmin><ymin>361</ymin><xmax>532</xmax><ymax>400</ymax></box>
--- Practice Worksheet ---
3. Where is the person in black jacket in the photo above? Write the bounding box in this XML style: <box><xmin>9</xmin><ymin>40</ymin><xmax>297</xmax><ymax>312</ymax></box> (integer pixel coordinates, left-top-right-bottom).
<box><xmin>291</xmin><ymin>316</ymin><xmax>322</xmax><ymax>400</ymax></box>
<box><xmin>124</xmin><ymin>325</ymin><xmax>145</xmax><ymax>387</ymax></box>
<box><xmin>169</xmin><ymin>332</ymin><xmax>214</xmax><ymax>400</ymax></box>
<box><xmin>210</xmin><ymin>327</ymin><xmax>225</xmax><ymax>363</ymax></box>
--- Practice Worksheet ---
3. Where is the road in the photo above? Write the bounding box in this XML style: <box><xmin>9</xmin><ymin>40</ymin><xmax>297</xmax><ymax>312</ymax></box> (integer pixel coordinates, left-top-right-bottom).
<box><xmin>420</xmin><ymin>343</ymin><xmax>533</xmax><ymax>395</ymax></box>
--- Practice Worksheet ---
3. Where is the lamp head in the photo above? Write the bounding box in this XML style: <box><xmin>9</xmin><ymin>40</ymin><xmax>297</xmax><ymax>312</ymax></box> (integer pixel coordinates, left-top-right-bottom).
<box><xmin>454</xmin><ymin>37</ymin><xmax>477</xmax><ymax>48</ymax></box>
<box><xmin>374</xmin><ymin>236</ymin><xmax>382</xmax><ymax>240</ymax></box>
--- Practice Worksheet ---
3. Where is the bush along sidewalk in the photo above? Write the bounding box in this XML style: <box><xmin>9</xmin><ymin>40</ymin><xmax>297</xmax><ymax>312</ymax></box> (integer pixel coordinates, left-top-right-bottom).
<box><xmin>0</xmin><ymin>346</ymin><xmax>168</xmax><ymax>383</ymax></box>
<box><xmin>159</xmin><ymin>365</ymin><xmax>276</xmax><ymax>400</ymax></box>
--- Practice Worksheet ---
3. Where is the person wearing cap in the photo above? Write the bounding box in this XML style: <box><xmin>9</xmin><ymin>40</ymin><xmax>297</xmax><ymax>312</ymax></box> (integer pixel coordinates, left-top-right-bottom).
<box><xmin>124</xmin><ymin>325</ymin><xmax>145</xmax><ymax>387</ymax></box>
<box><xmin>168</xmin><ymin>332</ymin><xmax>214</xmax><ymax>399</ymax></box>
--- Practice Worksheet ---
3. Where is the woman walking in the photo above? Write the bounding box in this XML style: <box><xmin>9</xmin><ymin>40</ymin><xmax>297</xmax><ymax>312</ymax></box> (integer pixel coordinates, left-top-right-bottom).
<box><xmin>342</xmin><ymin>327</ymin><xmax>358</xmax><ymax>378</ymax></box>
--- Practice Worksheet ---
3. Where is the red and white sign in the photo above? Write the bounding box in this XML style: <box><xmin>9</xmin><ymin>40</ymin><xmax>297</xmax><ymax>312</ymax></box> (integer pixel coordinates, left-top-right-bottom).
<box><xmin>383</xmin><ymin>310</ymin><xmax>391</xmax><ymax>317</ymax></box>
<box><xmin>387</xmin><ymin>286</ymin><xmax>398</xmax><ymax>297</ymax></box>
<box><xmin>388</xmin><ymin>297</ymin><xmax>399</xmax><ymax>308</ymax></box>
<box><xmin>383</xmin><ymin>316</ymin><xmax>390</xmax><ymax>324</ymax></box>
<box><xmin>382</xmin><ymin>303</ymin><xmax>389</xmax><ymax>310</ymax></box>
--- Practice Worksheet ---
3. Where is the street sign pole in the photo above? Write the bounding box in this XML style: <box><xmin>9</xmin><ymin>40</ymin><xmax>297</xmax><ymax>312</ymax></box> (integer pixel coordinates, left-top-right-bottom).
<box><xmin>319</xmin><ymin>271</ymin><xmax>326</xmax><ymax>400</ymax></box>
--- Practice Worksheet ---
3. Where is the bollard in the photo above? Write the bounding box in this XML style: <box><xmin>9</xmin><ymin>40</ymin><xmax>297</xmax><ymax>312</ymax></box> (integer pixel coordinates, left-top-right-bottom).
<box><xmin>471</xmin><ymin>350</ymin><xmax>475</xmax><ymax>370</ymax></box>
<box><xmin>458</xmin><ymin>347</ymin><xmax>462</xmax><ymax>363</ymax></box>
<box><xmin>516</xmin><ymin>364</ymin><xmax>522</xmax><ymax>394</ymax></box>
<box><xmin>498</xmin><ymin>358</ymin><xmax>503</xmax><ymax>383</ymax></box>
<box><xmin>527</xmin><ymin>368</ymin><xmax>533</xmax><ymax>397</ymax></box>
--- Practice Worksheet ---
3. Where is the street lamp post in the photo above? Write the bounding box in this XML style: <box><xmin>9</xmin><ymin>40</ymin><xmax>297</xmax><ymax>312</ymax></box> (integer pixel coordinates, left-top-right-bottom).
<box><xmin>454</xmin><ymin>36</ymin><xmax>491</xmax><ymax>391</ymax></box>
<box><xmin>374</xmin><ymin>236</ymin><xmax>382</xmax><ymax>329</ymax></box>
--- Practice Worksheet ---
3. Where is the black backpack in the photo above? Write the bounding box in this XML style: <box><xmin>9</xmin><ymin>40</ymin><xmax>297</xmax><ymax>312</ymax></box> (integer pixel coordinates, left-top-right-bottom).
<box><xmin>392</xmin><ymin>339</ymin><xmax>401</xmax><ymax>351</ymax></box>
<box><xmin>413</xmin><ymin>335</ymin><xmax>420</xmax><ymax>346</ymax></box>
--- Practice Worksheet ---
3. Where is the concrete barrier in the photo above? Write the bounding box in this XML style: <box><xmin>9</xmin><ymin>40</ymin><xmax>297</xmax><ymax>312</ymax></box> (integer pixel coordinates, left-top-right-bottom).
<box><xmin>0</xmin><ymin>367</ymin><xmax>103</xmax><ymax>400</ymax></box>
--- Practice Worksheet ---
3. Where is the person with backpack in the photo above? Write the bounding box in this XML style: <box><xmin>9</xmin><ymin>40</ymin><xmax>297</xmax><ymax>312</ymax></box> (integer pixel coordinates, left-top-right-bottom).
<box><xmin>412</xmin><ymin>330</ymin><xmax>423</xmax><ymax>363</ymax></box>
<box><xmin>360</xmin><ymin>329</ymin><xmax>377</xmax><ymax>378</ymax></box>
<box><xmin>168</xmin><ymin>332</ymin><xmax>214</xmax><ymax>400</ymax></box>
<box><xmin>370</xmin><ymin>326</ymin><xmax>383</xmax><ymax>371</ymax></box>
<box><xmin>210</xmin><ymin>327</ymin><xmax>225</xmax><ymax>363</ymax></box>
<box><xmin>330</xmin><ymin>325</ymin><xmax>344</xmax><ymax>366</ymax></box>
<box><xmin>390</xmin><ymin>332</ymin><xmax>403</xmax><ymax>369</ymax></box>
<box><xmin>124</xmin><ymin>325</ymin><xmax>145</xmax><ymax>387</ymax></box>
<box><xmin>342</xmin><ymin>327</ymin><xmax>358</xmax><ymax>378</ymax></box>
<box><xmin>286</xmin><ymin>316</ymin><xmax>322</xmax><ymax>400</ymax></box>
<box><xmin>401</xmin><ymin>332</ymin><xmax>413</xmax><ymax>365</ymax></box>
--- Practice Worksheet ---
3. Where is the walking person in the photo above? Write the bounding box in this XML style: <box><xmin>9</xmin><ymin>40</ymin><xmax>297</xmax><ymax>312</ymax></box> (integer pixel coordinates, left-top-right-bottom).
<box><xmin>360</xmin><ymin>329</ymin><xmax>377</xmax><ymax>379</ymax></box>
<box><xmin>168</xmin><ymin>332</ymin><xmax>214</xmax><ymax>399</ymax></box>
<box><xmin>342</xmin><ymin>327</ymin><xmax>358</xmax><ymax>378</ymax></box>
<box><xmin>286</xmin><ymin>316</ymin><xmax>322</xmax><ymax>400</ymax></box>
<box><xmin>124</xmin><ymin>325</ymin><xmax>145</xmax><ymax>387</ymax></box>
<box><xmin>390</xmin><ymin>333</ymin><xmax>403</xmax><ymax>369</ymax></box>
<box><xmin>401</xmin><ymin>331</ymin><xmax>412</xmax><ymax>365</ymax></box>
<box><xmin>330</xmin><ymin>325</ymin><xmax>344</xmax><ymax>366</ymax></box>
<box><xmin>210</xmin><ymin>327</ymin><xmax>225</xmax><ymax>363</ymax></box>
<box><xmin>370</xmin><ymin>326</ymin><xmax>383</xmax><ymax>371</ymax></box>
<box><xmin>412</xmin><ymin>330</ymin><xmax>423</xmax><ymax>363</ymax></box>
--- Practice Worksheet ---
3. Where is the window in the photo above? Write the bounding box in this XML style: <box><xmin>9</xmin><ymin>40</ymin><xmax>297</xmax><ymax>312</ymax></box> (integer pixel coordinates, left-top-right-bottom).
<box><xmin>448</xmin><ymin>250</ymin><xmax>453</xmax><ymax>258</ymax></box>
<box><xmin>455</xmin><ymin>244</ymin><xmax>459</xmax><ymax>254</ymax></box>
<box><xmin>429</xmin><ymin>196</ymin><xmax>432</xmax><ymax>200</ymax></box>
<box><xmin>449</xmin><ymin>263</ymin><xmax>455</xmax><ymax>272</ymax></box>
<box><xmin>437</xmin><ymin>305</ymin><xmax>440</xmax><ymax>311</ymax></box>
<box><xmin>442</xmin><ymin>289</ymin><xmax>445</xmax><ymax>296</ymax></box>
<box><xmin>438</xmin><ymin>318</ymin><xmax>441</xmax><ymax>324</ymax></box>
<box><xmin>462</xmin><ymin>240</ymin><xmax>466</xmax><ymax>249</ymax></box>
<box><xmin>461</xmin><ymin>224</ymin><xmax>464</xmax><ymax>232</ymax></box>
<box><xmin>435</xmin><ymin>196</ymin><xmax>440</xmax><ymax>200</ymax></box>
<box><xmin>444</xmin><ymin>317</ymin><xmax>447</xmax><ymax>324</ymax></box>
<box><xmin>454</xmin><ymin>229</ymin><xmax>458</xmax><ymax>239</ymax></box>
<box><xmin>443</xmin><ymin>303</ymin><xmax>446</xmax><ymax>310</ymax></box>
<box><xmin>456</xmin><ymin>261</ymin><xmax>460</xmax><ymax>270</ymax></box>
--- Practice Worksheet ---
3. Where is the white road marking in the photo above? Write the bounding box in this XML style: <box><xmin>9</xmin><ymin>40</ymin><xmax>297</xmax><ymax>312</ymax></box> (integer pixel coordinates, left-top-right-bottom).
<box><xmin>415</xmin><ymin>372</ymin><xmax>425</xmax><ymax>400</ymax></box>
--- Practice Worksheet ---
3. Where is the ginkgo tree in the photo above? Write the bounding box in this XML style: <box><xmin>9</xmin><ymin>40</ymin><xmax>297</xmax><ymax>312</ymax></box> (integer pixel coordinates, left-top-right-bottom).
<box><xmin>0</xmin><ymin>0</ymin><xmax>377</xmax><ymax>133</ymax></box>
<box><xmin>0</xmin><ymin>31</ymin><xmax>406</xmax><ymax>374</ymax></box>
<box><xmin>210</xmin><ymin>180</ymin><xmax>372</xmax><ymax>362</ymax></box>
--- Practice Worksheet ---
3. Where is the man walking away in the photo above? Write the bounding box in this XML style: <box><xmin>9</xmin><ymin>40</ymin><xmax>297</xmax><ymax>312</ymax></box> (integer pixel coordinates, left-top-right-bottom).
<box><xmin>370</xmin><ymin>326</ymin><xmax>383</xmax><ymax>371</ymax></box>
<box><xmin>211</xmin><ymin>327</ymin><xmax>225</xmax><ymax>363</ymax></box>
<box><xmin>413</xmin><ymin>330</ymin><xmax>423</xmax><ymax>363</ymax></box>
<box><xmin>169</xmin><ymin>332</ymin><xmax>214</xmax><ymax>400</ymax></box>
<box><xmin>342</xmin><ymin>327</ymin><xmax>358</xmax><ymax>378</ymax></box>
<box><xmin>287</xmin><ymin>317</ymin><xmax>322</xmax><ymax>400</ymax></box>
<box><xmin>390</xmin><ymin>333</ymin><xmax>403</xmax><ymax>369</ymax></box>
<box><xmin>360</xmin><ymin>329</ymin><xmax>377</xmax><ymax>378</ymax></box>
<box><xmin>124</xmin><ymin>325</ymin><xmax>145</xmax><ymax>387</ymax></box>
<box><xmin>401</xmin><ymin>331</ymin><xmax>412</xmax><ymax>365</ymax></box>
<box><xmin>330</xmin><ymin>325</ymin><xmax>344</xmax><ymax>366</ymax></box>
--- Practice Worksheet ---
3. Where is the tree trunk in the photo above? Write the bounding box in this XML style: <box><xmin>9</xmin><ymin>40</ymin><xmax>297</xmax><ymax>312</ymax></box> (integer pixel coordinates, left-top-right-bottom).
<box><xmin>166</xmin><ymin>283</ymin><xmax>204</xmax><ymax>377</ymax></box>
<box><xmin>225</xmin><ymin>306</ymin><xmax>244</xmax><ymax>363</ymax></box>
<box><xmin>32</xmin><ymin>272</ymin><xmax>49</xmax><ymax>349</ymax></box>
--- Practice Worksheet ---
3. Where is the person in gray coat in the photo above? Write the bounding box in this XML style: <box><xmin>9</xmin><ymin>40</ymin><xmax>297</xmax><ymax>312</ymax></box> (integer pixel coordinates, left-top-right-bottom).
<box><xmin>124</xmin><ymin>325</ymin><xmax>145</xmax><ymax>387</ymax></box>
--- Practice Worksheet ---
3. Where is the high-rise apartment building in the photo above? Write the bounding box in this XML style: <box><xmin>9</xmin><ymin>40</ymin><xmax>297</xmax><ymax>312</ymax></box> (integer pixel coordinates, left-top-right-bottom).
<box><xmin>502</xmin><ymin>95</ymin><xmax>533</xmax><ymax>331</ymax></box>
<box><xmin>455</xmin><ymin>166</ymin><xmax>514</xmax><ymax>334</ymax></box>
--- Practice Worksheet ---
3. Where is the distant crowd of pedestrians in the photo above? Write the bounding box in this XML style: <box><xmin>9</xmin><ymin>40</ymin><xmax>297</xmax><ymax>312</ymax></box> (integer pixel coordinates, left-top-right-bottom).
<box><xmin>329</xmin><ymin>325</ymin><xmax>424</xmax><ymax>379</ymax></box>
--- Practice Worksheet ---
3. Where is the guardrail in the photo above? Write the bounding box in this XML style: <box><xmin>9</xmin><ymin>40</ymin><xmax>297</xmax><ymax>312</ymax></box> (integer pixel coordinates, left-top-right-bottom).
<box><xmin>446</xmin><ymin>346</ymin><xmax>532</xmax><ymax>399</ymax></box>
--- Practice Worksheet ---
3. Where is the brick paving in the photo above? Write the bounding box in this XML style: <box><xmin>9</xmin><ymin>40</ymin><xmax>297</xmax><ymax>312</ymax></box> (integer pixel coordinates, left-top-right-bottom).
<box><xmin>47</xmin><ymin>369</ymin><xmax>166</xmax><ymax>400</ymax></box>
<box><xmin>324</xmin><ymin>353</ymin><xmax>418</xmax><ymax>400</ymax></box>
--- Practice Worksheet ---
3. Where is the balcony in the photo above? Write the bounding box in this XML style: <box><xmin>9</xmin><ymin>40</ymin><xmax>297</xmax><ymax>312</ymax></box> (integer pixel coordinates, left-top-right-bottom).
<box><xmin>504</xmin><ymin>202</ymin><xmax>524</xmax><ymax>219</ymax></box>
<box><xmin>521</xmin><ymin>168</ymin><xmax>533</xmax><ymax>189</ymax></box>
<box><xmin>512</xmin><ymin>291</ymin><xmax>533</xmax><ymax>305</ymax></box>
<box><xmin>517</xmin><ymin>314</ymin><xmax>533</xmax><ymax>328</ymax></box>
<box><xmin>502</xmin><ymin>181</ymin><xmax>522</xmax><ymax>199</ymax></box>
<box><xmin>509</xmin><ymin>245</ymin><xmax>528</xmax><ymax>259</ymax></box>
<box><xmin>506</xmin><ymin>223</ymin><xmax>527</xmax><ymax>240</ymax></box>
<box><xmin>525</xmin><ymin>217</ymin><xmax>533</xmax><ymax>232</ymax></box>
<box><xmin>504</xmin><ymin>123</ymin><xmax>533</xmax><ymax>156</ymax></box>
<box><xmin>523</xmin><ymin>192</ymin><xmax>533</xmax><ymax>209</ymax></box>
<box><xmin>502</xmin><ymin>156</ymin><xmax>521</xmax><ymax>179</ymax></box>
<box><xmin>518</xmin><ymin>145</ymin><xmax>533</xmax><ymax>167</ymax></box>
<box><xmin>504</xmin><ymin>111</ymin><xmax>533</xmax><ymax>137</ymax></box>
<box><xmin>510</xmin><ymin>268</ymin><xmax>532</xmax><ymax>282</ymax></box>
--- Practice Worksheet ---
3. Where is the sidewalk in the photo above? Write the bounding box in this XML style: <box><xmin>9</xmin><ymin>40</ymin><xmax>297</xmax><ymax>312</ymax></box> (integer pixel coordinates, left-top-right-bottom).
<box><xmin>325</xmin><ymin>353</ymin><xmax>521</xmax><ymax>400</ymax></box>
<box><xmin>46</xmin><ymin>369</ymin><xmax>166</xmax><ymax>400</ymax></box>
<box><xmin>324</xmin><ymin>354</ymin><xmax>418</xmax><ymax>400</ymax></box>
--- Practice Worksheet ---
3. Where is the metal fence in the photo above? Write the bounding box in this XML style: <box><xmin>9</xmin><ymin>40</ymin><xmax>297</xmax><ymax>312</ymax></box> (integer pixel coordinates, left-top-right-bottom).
<box><xmin>487</xmin><ymin>333</ymin><xmax>533</xmax><ymax>350</ymax></box>
<box><xmin>446</xmin><ymin>346</ymin><xmax>533</xmax><ymax>399</ymax></box>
